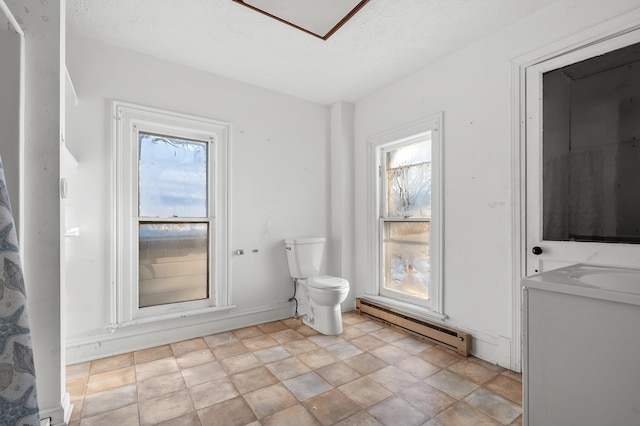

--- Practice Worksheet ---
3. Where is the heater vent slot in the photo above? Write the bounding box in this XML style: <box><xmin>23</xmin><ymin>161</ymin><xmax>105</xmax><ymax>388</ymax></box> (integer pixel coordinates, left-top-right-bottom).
<box><xmin>356</xmin><ymin>298</ymin><xmax>471</xmax><ymax>356</ymax></box>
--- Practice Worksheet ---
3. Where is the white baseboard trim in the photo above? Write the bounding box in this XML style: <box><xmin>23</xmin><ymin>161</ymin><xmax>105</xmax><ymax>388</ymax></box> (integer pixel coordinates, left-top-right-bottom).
<box><xmin>39</xmin><ymin>392</ymin><xmax>71</xmax><ymax>426</ymax></box>
<box><xmin>66</xmin><ymin>303</ymin><xmax>297</xmax><ymax>364</ymax></box>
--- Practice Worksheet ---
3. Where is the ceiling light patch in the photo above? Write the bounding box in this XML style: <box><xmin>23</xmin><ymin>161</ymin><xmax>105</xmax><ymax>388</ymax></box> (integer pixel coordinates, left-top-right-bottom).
<box><xmin>232</xmin><ymin>0</ymin><xmax>370</xmax><ymax>40</ymax></box>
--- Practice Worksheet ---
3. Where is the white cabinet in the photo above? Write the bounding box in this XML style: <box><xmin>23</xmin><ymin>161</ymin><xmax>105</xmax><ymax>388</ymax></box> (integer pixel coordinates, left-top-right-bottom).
<box><xmin>522</xmin><ymin>264</ymin><xmax>640</xmax><ymax>426</ymax></box>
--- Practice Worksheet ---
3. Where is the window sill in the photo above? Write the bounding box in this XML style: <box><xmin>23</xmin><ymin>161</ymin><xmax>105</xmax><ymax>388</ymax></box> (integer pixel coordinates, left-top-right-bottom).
<box><xmin>360</xmin><ymin>294</ymin><xmax>447</xmax><ymax>321</ymax></box>
<box><xmin>108</xmin><ymin>305</ymin><xmax>236</xmax><ymax>330</ymax></box>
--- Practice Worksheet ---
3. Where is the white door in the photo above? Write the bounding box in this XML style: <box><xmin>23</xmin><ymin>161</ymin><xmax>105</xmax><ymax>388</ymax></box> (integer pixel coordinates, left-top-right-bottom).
<box><xmin>526</xmin><ymin>30</ymin><xmax>640</xmax><ymax>276</ymax></box>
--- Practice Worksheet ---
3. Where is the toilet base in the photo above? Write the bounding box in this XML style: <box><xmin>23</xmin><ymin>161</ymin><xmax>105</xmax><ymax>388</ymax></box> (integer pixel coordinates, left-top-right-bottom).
<box><xmin>302</xmin><ymin>304</ymin><xmax>343</xmax><ymax>335</ymax></box>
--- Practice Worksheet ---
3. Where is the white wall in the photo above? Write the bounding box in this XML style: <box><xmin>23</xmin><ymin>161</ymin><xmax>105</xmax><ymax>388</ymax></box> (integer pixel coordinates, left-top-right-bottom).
<box><xmin>65</xmin><ymin>36</ymin><xmax>331</xmax><ymax>362</ymax></box>
<box><xmin>0</xmin><ymin>4</ymin><xmax>21</xmax><ymax>243</ymax></box>
<box><xmin>353</xmin><ymin>0</ymin><xmax>640</xmax><ymax>367</ymax></box>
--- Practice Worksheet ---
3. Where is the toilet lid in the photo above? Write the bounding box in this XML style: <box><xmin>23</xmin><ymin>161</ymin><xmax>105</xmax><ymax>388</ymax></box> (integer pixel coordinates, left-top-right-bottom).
<box><xmin>308</xmin><ymin>275</ymin><xmax>349</xmax><ymax>289</ymax></box>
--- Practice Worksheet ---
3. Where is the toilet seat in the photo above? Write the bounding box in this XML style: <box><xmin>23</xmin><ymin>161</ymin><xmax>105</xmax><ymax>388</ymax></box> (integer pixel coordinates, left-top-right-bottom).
<box><xmin>308</xmin><ymin>275</ymin><xmax>349</xmax><ymax>290</ymax></box>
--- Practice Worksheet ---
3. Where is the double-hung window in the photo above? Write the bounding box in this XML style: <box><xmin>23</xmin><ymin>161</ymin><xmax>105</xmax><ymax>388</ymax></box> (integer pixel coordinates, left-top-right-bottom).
<box><xmin>113</xmin><ymin>102</ymin><xmax>230</xmax><ymax>324</ymax></box>
<box><xmin>369</xmin><ymin>113</ymin><xmax>443</xmax><ymax>315</ymax></box>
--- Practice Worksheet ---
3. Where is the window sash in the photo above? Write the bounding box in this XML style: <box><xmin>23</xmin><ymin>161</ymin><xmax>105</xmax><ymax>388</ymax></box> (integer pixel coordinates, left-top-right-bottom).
<box><xmin>113</xmin><ymin>101</ymin><xmax>230</xmax><ymax>325</ymax></box>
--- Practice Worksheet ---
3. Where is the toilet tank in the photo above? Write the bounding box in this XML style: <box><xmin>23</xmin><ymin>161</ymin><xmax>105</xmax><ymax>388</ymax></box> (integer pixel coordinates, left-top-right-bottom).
<box><xmin>284</xmin><ymin>237</ymin><xmax>326</xmax><ymax>278</ymax></box>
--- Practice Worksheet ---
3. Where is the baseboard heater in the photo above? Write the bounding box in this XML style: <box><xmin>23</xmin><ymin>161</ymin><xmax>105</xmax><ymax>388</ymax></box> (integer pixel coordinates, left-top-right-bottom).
<box><xmin>356</xmin><ymin>298</ymin><xmax>471</xmax><ymax>356</ymax></box>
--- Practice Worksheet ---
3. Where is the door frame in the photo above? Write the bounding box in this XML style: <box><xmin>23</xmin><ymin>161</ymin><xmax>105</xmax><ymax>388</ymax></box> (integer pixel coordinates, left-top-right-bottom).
<box><xmin>510</xmin><ymin>9</ymin><xmax>640</xmax><ymax>372</ymax></box>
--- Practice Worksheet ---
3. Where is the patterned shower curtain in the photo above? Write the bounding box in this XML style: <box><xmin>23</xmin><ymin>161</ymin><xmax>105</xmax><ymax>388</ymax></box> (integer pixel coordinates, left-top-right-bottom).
<box><xmin>0</xmin><ymin>157</ymin><xmax>40</xmax><ymax>425</ymax></box>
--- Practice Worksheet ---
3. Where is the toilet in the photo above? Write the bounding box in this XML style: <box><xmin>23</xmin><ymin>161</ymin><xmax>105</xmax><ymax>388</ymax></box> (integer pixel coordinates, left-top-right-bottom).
<box><xmin>284</xmin><ymin>237</ymin><xmax>349</xmax><ymax>335</ymax></box>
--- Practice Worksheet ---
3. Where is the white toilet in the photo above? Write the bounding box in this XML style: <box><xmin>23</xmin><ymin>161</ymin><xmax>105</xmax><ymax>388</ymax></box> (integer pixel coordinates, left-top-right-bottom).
<box><xmin>284</xmin><ymin>237</ymin><xmax>349</xmax><ymax>335</ymax></box>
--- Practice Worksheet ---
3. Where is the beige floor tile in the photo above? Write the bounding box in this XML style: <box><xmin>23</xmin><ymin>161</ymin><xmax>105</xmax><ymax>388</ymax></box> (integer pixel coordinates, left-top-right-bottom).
<box><xmin>257</xmin><ymin>320</ymin><xmax>290</xmax><ymax>334</ymax></box>
<box><xmin>86</xmin><ymin>366</ymin><xmax>136</xmax><ymax>394</ymax></box>
<box><xmin>137</xmin><ymin>371</ymin><xmax>185</xmax><ymax>402</ymax></box>
<box><xmin>176</xmin><ymin>348</ymin><xmax>216</xmax><ymax>369</ymax></box>
<box><xmin>283</xmin><ymin>338</ymin><xmax>320</xmax><ymax>356</ymax></box>
<box><xmin>66</xmin><ymin>376</ymin><xmax>88</xmax><ymax>398</ymax></box>
<box><xmin>396</xmin><ymin>356</ymin><xmax>441</xmax><ymax>379</ymax></box>
<box><xmin>435</xmin><ymin>401</ymin><xmax>502</xmax><ymax>426</ymax></box>
<box><xmin>69</xmin><ymin>397</ymin><xmax>84</xmax><ymax>423</ymax></box>
<box><xmin>341</xmin><ymin>312</ymin><xmax>368</xmax><ymax>325</ymax></box>
<box><xmin>425</xmin><ymin>370</ymin><xmax>479</xmax><ymax>400</ymax></box>
<box><xmin>232</xmin><ymin>325</ymin><xmax>264</xmax><ymax>340</ymax></box>
<box><xmin>66</xmin><ymin>362</ymin><xmax>91</xmax><ymax>380</ymax></box>
<box><xmin>294</xmin><ymin>324</ymin><xmax>320</xmax><ymax>337</ymax></box>
<box><xmin>282</xmin><ymin>317</ymin><xmax>305</xmax><ymax>329</ymax></box>
<box><xmin>156</xmin><ymin>411</ymin><xmax>201</xmax><ymax>426</ymax></box>
<box><xmin>369</xmin><ymin>327</ymin><xmax>407</xmax><ymax>343</ymax></box>
<box><xmin>338</xmin><ymin>376</ymin><xmax>393</xmax><ymax>409</ymax></box>
<box><xmin>304</xmin><ymin>389</ymin><xmax>360</xmax><ymax>425</ymax></box>
<box><xmin>211</xmin><ymin>340</ymin><xmax>248</xmax><ymax>360</ymax></box>
<box><xmin>308</xmin><ymin>334</ymin><xmax>346</xmax><ymax>348</ymax></box>
<box><xmin>181</xmin><ymin>361</ymin><xmax>227</xmax><ymax>388</ymax></box>
<box><xmin>345</xmin><ymin>352</ymin><xmax>388</xmax><ymax>375</ymax></box>
<box><xmin>253</xmin><ymin>345</ymin><xmax>292</xmax><ymax>364</ymax></box>
<box><xmin>484</xmin><ymin>375</ymin><xmax>522</xmax><ymax>405</ymax></box>
<box><xmin>510</xmin><ymin>415</ymin><xmax>523</xmax><ymax>425</ymax></box>
<box><xmin>467</xmin><ymin>356</ymin><xmax>506</xmax><ymax>373</ymax></box>
<box><xmin>501</xmin><ymin>369</ymin><xmax>523</xmax><ymax>383</ymax></box>
<box><xmin>392</xmin><ymin>336</ymin><xmax>435</xmax><ymax>354</ymax></box>
<box><xmin>82</xmin><ymin>383</ymin><xmax>138</xmax><ymax>418</ymax></box>
<box><xmin>230</xmin><ymin>366</ymin><xmax>278</xmax><ymax>394</ymax></box>
<box><xmin>464</xmin><ymin>388</ymin><xmax>522</xmax><ymax>424</ymax></box>
<box><xmin>197</xmin><ymin>396</ymin><xmax>256</xmax><ymax>426</ymax></box>
<box><xmin>334</xmin><ymin>410</ymin><xmax>383</xmax><ymax>426</ymax></box>
<box><xmin>79</xmin><ymin>403</ymin><xmax>139</xmax><ymax>426</ymax></box>
<box><xmin>370</xmin><ymin>344</ymin><xmax>412</xmax><ymax>364</ymax></box>
<box><xmin>219</xmin><ymin>352</ymin><xmax>262</xmax><ymax>375</ymax></box>
<box><xmin>134</xmin><ymin>345</ymin><xmax>173</xmax><ymax>365</ymax></box>
<box><xmin>366</xmin><ymin>396</ymin><xmax>430</xmax><ymax>426</ymax></box>
<box><xmin>315</xmin><ymin>362</ymin><xmax>361</xmax><ymax>387</ymax></box>
<box><xmin>298</xmin><ymin>349</ymin><xmax>340</xmax><ymax>369</ymax></box>
<box><xmin>262</xmin><ymin>403</ymin><xmax>321</xmax><ymax>426</ymax></box>
<box><xmin>135</xmin><ymin>358</ymin><xmax>179</xmax><ymax>382</ymax></box>
<box><xmin>171</xmin><ymin>338</ymin><xmax>208</xmax><ymax>357</ymax></box>
<box><xmin>353</xmin><ymin>320</ymin><xmax>384</xmax><ymax>333</ymax></box>
<box><xmin>400</xmin><ymin>381</ymin><xmax>457</xmax><ymax>417</ymax></box>
<box><xmin>339</xmin><ymin>326</ymin><xmax>367</xmax><ymax>340</ymax></box>
<box><xmin>270</xmin><ymin>328</ymin><xmax>305</xmax><ymax>344</ymax></box>
<box><xmin>326</xmin><ymin>342</ymin><xmax>364</xmax><ymax>360</ymax></box>
<box><xmin>139</xmin><ymin>389</ymin><xmax>194</xmax><ymax>426</ymax></box>
<box><xmin>188</xmin><ymin>376</ymin><xmax>238</xmax><ymax>410</ymax></box>
<box><xmin>369</xmin><ymin>365</ymin><xmax>420</xmax><ymax>393</ymax></box>
<box><xmin>350</xmin><ymin>334</ymin><xmax>387</xmax><ymax>351</ymax></box>
<box><xmin>242</xmin><ymin>335</ymin><xmax>279</xmax><ymax>351</ymax></box>
<box><xmin>419</xmin><ymin>346</ymin><xmax>465</xmax><ymax>368</ymax></box>
<box><xmin>447</xmin><ymin>359</ymin><xmax>500</xmax><ymax>385</ymax></box>
<box><xmin>203</xmin><ymin>331</ymin><xmax>237</xmax><ymax>348</ymax></box>
<box><xmin>244</xmin><ymin>382</ymin><xmax>298</xmax><ymax>418</ymax></box>
<box><xmin>90</xmin><ymin>353</ymin><xmax>134</xmax><ymax>375</ymax></box>
<box><xmin>283</xmin><ymin>371</ymin><xmax>333</xmax><ymax>401</ymax></box>
<box><xmin>82</xmin><ymin>383</ymin><xmax>138</xmax><ymax>417</ymax></box>
<box><xmin>266</xmin><ymin>357</ymin><xmax>311</xmax><ymax>381</ymax></box>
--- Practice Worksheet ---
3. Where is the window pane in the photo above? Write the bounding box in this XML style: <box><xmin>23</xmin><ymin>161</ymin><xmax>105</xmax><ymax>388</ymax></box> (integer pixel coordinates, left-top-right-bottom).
<box><xmin>386</xmin><ymin>140</ymin><xmax>431</xmax><ymax>218</ymax></box>
<box><xmin>139</xmin><ymin>132</ymin><xmax>208</xmax><ymax>217</ymax></box>
<box><xmin>139</xmin><ymin>222</ymin><xmax>209</xmax><ymax>308</ymax></box>
<box><xmin>383</xmin><ymin>221</ymin><xmax>430</xmax><ymax>300</ymax></box>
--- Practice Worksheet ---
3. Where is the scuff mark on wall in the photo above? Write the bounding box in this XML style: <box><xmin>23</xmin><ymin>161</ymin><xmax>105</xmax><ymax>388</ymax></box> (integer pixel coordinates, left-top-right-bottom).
<box><xmin>488</xmin><ymin>201</ymin><xmax>505</xmax><ymax>208</ymax></box>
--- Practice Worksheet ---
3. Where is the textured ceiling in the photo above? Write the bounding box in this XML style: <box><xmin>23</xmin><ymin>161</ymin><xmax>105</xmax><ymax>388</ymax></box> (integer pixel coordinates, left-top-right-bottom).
<box><xmin>66</xmin><ymin>0</ymin><xmax>556</xmax><ymax>105</ymax></box>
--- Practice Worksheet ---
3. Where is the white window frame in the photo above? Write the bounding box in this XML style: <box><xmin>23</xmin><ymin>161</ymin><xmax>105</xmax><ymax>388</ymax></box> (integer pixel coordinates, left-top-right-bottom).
<box><xmin>112</xmin><ymin>101</ymin><xmax>231</xmax><ymax>325</ymax></box>
<box><xmin>366</xmin><ymin>113</ymin><xmax>444</xmax><ymax>317</ymax></box>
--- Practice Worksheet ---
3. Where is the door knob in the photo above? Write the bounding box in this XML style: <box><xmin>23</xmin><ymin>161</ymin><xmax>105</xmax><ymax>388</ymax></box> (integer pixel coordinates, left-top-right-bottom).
<box><xmin>532</xmin><ymin>246</ymin><xmax>543</xmax><ymax>255</ymax></box>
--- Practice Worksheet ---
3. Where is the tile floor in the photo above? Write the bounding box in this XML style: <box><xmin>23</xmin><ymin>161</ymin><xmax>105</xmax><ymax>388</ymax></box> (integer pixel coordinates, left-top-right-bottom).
<box><xmin>66</xmin><ymin>312</ymin><xmax>522</xmax><ymax>426</ymax></box>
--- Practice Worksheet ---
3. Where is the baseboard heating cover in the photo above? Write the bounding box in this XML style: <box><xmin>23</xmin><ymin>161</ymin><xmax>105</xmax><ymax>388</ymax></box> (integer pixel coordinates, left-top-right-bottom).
<box><xmin>356</xmin><ymin>298</ymin><xmax>471</xmax><ymax>356</ymax></box>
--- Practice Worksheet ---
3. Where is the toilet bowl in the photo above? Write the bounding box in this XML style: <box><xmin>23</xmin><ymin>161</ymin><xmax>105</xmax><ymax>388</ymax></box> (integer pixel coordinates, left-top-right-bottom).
<box><xmin>302</xmin><ymin>275</ymin><xmax>350</xmax><ymax>335</ymax></box>
<box><xmin>284</xmin><ymin>237</ymin><xmax>350</xmax><ymax>335</ymax></box>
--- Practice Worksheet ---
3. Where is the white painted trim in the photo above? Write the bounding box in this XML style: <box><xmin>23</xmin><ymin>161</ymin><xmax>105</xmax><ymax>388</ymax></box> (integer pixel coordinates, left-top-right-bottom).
<box><xmin>510</xmin><ymin>8</ymin><xmax>640</xmax><ymax>375</ymax></box>
<box><xmin>38</xmin><ymin>391</ymin><xmax>71</xmax><ymax>426</ymax></box>
<box><xmin>366</xmin><ymin>113</ymin><xmax>444</xmax><ymax>314</ymax></box>
<box><xmin>66</xmin><ymin>303</ymin><xmax>297</xmax><ymax>364</ymax></box>
<box><xmin>0</xmin><ymin>0</ymin><xmax>24</xmax><ymax>36</ymax></box>
<box><xmin>111</xmin><ymin>101</ymin><xmax>231</xmax><ymax>325</ymax></box>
